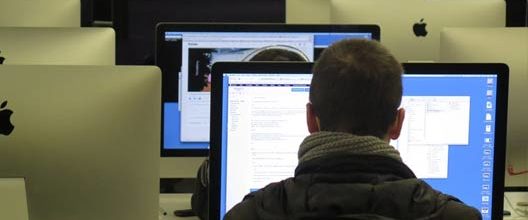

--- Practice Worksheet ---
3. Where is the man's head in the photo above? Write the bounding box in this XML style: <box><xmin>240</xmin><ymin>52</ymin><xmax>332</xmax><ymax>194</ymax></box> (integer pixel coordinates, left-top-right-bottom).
<box><xmin>307</xmin><ymin>39</ymin><xmax>404</xmax><ymax>140</ymax></box>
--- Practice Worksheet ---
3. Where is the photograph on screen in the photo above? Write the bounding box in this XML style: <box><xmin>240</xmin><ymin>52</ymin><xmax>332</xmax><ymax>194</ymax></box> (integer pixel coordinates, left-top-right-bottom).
<box><xmin>187</xmin><ymin>48</ymin><xmax>256</xmax><ymax>92</ymax></box>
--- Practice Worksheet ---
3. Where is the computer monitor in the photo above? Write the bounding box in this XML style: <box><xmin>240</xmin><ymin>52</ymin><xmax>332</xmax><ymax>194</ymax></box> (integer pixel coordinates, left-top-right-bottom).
<box><xmin>156</xmin><ymin>23</ymin><xmax>379</xmax><ymax>157</ymax></box>
<box><xmin>0</xmin><ymin>0</ymin><xmax>80</xmax><ymax>27</ymax></box>
<box><xmin>209</xmin><ymin>62</ymin><xmax>508</xmax><ymax>220</ymax></box>
<box><xmin>0</xmin><ymin>65</ymin><xmax>161</xmax><ymax>220</ymax></box>
<box><xmin>330</xmin><ymin>0</ymin><xmax>505</xmax><ymax>62</ymax></box>
<box><xmin>0</xmin><ymin>27</ymin><xmax>115</xmax><ymax>65</ymax></box>
<box><xmin>439</xmin><ymin>27</ymin><xmax>528</xmax><ymax>186</ymax></box>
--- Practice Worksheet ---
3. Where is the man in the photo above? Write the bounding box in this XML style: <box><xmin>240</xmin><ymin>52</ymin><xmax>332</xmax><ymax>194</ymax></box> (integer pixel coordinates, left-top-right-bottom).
<box><xmin>224</xmin><ymin>39</ymin><xmax>481</xmax><ymax>220</ymax></box>
<box><xmin>191</xmin><ymin>46</ymin><xmax>309</xmax><ymax>220</ymax></box>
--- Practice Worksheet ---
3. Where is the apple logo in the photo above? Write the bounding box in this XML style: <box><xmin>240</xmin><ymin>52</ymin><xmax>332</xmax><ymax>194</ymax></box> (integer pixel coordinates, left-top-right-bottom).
<box><xmin>0</xmin><ymin>100</ymin><xmax>15</xmax><ymax>136</ymax></box>
<box><xmin>0</xmin><ymin>50</ymin><xmax>4</xmax><ymax>64</ymax></box>
<box><xmin>413</xmin><ymin>18</ymin><xmax>428</xmax><ymax>37</ymax></box>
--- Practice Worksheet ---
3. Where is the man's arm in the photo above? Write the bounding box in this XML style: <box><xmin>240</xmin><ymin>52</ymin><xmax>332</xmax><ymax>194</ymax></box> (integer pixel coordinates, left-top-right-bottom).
<box><xmin>224</xmin><ymin>198</ymin><xmax>258</xmax><ymax>220</ymax></box>
<box><xmin>436</xmin><ymin>201</ymin><xmax>482</xmax><ymax>220</ymax></box>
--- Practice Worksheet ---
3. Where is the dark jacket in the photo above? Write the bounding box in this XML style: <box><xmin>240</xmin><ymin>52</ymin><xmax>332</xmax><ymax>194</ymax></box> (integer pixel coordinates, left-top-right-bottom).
<box><xmin>225</xmin><ymin>154</ymin><xmax>481</xmax><ymax>220</ymax></box>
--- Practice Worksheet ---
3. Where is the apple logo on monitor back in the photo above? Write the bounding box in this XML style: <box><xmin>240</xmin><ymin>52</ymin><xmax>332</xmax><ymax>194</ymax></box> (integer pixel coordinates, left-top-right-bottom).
<box><xmin>0</xmin><ymin>50</ymin><xmax>5</xmax><ymax>64</ymax></box>
<box><xmin>0</xmin><ymin>100</ymin><xmax>15</xmax><ymax>136</ymax></box>
<box><xmin>413</xmin><ymin>18</ymin><xmax>428</xmax><ymax>37</ymax></box>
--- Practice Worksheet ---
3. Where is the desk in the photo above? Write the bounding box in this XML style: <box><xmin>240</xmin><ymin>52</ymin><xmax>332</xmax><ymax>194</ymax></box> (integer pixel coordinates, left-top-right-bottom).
<box><xmin>504</xmin><ymin>217</ymin><xmax>528</xmax><ymax>220</ymax></box>
<box><xmin>504</xmin><ymin>191</ymin><xmax>528</xmax><ymax>220</ymax></box>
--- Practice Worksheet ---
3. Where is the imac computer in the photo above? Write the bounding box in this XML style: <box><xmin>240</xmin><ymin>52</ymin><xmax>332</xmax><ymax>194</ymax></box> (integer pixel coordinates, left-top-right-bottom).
<box><xmin>439</xmin><ymin>27</ymin><xmax>528</xmax><ymax>186</ymax></box>
<box><xmin>0</xmin><ymin>65</ymin><xmax>161</xmax><ymax>220</ymax></box>
<box><xmin>209</xmin><ymin>62</ymin><xmax>508</xmax><ymax>220</ymax></box>
<box><xmin>330</xmin><ymin>0</ymin><xmax>505</xmax><ymax>62</ymax></box>
<box><xmin>0</xmin><ymin>27</ymin><xmax>115</xmax><ymax>65</ymax></box>
<box><xmin>0</xmin><ymin>0</ymin><xmax>80</xmax><ymax>27</ymax></box>
<box><xmin>155</xmin><ymin>23</ymin><xmax>380</xmax><ymax>178</ymax></box>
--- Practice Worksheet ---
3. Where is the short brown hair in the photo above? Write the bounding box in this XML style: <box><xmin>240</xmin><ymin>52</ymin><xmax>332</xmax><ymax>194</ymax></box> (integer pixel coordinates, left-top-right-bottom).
<box><xmin>309</xmin><ymin>39</ymin><xmax>403</xmax><ymax>138</ymax></box>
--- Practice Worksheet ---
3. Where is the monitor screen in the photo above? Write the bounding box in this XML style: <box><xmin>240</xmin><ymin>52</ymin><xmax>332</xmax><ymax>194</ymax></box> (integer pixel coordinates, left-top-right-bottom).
<box><xmin>210</xmin><ymin>62</ymin><xmax>507</xmax><ymax>220</ymax></box>
<box><xmin>156</xmin><ymin>23</ymin><xmax>380</xmax><ymax>156</ymax></box>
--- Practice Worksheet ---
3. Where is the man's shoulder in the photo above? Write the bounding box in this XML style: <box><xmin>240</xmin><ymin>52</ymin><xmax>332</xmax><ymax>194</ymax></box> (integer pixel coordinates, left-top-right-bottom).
<box><xmin>409</xmin><ymin>180</ymin><xmax>481</xmax><ymax>220</ymax></box>
<box><xmin>224</xmin><ymin>198</ymin><xmax>259</xmax><ymax>220</ymax></box>
<box><xmin>436</xmin><ymin>199</ymin><xmax>482</xmax><ymax>220</ymax></box>
<box><xmin>224</xmin><ymin>179</ymin><xmax>293</xmax><ymax>220</ymax></box>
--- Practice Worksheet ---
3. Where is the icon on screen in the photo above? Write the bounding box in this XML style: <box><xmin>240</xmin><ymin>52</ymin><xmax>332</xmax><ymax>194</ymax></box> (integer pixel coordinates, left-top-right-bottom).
<box><xmin>487</xmin><ymin>78</ymin><xmax>494</xmax><ymax>84</ymax></box>
<box><xmin>485</xmin><ymin>138</ymin><xmax>491</xmax><ymax>143</ymax></box>
<box><xmin>486</xmin><ymin>113</ymin><xmax>492</xmax><ymax>121</ymax></box>
<box><xmin>485</xmin><ymin>125</ymin><xmax>492</xmax><ymax>133</ymax></box>
<box><xmin>486</xmin><ymin>90</ymin><xmax>493</xmax><ymax>96</ymax></box>
<box><xmin>482</xmin><ymin>185</ymin><xmax>490</xmax><ymax>190</ymax></box>
<box><xmin>483</xmin><ymin>172</ymin><xmax>490</xmax><ymax>179</ymax></box>
<box><xmin>486</xmin><ymin>101</ymin><xmax>492</xmax><ymax>109</ymax></box>
<box><xmin>483</xmin><ymin>161</ymin><xmax>491</xmax><ymax>167</ymax></box>
<box><xmin>483</xmin><ymin>149</ymin><xmax>491</xmax><ymax>155</ymax></box>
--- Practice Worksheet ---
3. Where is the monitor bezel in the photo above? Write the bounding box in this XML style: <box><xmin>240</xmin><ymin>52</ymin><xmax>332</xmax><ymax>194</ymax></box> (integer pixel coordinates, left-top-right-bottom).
<box><xmin>209</xmin><ymin>62</ymin><xmax>509</xmax><ymax>220</ymax></box>
<box><xmin>155</xmin><ymin>22</ymin><xmax>380</xmax><ymax>157</ymax></box>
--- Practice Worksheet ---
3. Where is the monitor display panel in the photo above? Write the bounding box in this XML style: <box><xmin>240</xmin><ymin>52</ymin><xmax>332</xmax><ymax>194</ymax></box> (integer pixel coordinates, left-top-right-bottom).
<box><xmin>209</xmin><ymin>62</ymin><xmax>508</xmax><ymax>220</ymax></box>
<box><xmin>156</xmin><ymin>23</ymin><xmax>380</xmax><ymax>156</ymax></box>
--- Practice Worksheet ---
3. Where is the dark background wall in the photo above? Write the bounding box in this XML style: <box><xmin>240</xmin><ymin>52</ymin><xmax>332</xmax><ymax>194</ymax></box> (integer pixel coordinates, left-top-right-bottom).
<box><xmin>83</xmin><ymin>0</ymin><xmax>286</xmax><ymax>65</ymax></box>
<box><xmin>81</xmin><ymin>0</ymin><xmax>527</xmax><ymax>65</ymax></box>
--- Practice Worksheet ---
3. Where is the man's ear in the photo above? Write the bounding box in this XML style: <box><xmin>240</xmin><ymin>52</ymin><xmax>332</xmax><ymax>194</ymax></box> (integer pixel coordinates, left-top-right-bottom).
<box><xmin>388</xmin><ymin>108</ymin><xmax>405</xmax><ymax>140</ymax></box>
<box><xmin>306</xmin><ymin>103</ymin><xmax>320</xmax><ymax>133</ymax></box>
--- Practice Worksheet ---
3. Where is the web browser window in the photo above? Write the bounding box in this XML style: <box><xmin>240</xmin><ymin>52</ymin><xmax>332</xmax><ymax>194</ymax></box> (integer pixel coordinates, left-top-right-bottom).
<box><xmin>180</xmin><ymin>33</ymin><xmax>313</xmax><ymax>142</ymax></box>
<box><xmin>161</xmin><ymin>31</ymin><xmax>373</xmax><ymax>150</ymax></box>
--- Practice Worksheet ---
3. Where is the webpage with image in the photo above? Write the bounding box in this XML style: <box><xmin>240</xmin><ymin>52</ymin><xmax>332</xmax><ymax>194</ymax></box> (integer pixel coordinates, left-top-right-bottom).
<box><xmin>161</xmin><ymin>31</ymin><xmax>373</xmax><ymax>150</ymax></box>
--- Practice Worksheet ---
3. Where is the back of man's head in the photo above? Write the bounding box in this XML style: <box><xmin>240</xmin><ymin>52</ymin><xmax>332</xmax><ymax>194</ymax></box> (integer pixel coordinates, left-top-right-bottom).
<box><xmin>310</xmin><ymin>39</ymin><xmax>403</xmax><ymax>138</ymax></box>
